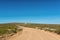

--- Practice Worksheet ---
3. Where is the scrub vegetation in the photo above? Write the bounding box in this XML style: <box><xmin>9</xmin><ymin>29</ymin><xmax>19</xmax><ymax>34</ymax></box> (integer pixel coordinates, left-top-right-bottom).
<box><xmin>0</xmin><ymin>23</ymin><xmax>23</xmax><ymax>40</ymax></box>
<box><xmin>19</xmin><ymin>23</ymin><xmax>60</xmax><ymax>34</ymax></box>
<box><xmin>0</xmin><ymin>23</ymin><xmax>60</xmax><ymax>39</ymax></box>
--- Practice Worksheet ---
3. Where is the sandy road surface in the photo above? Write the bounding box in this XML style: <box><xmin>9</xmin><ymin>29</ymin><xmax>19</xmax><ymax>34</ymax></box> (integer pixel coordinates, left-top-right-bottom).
<box><xmin>8</xmin><ymin>27</ymin><xmax>60</xmax><ymax>40</ymax></box>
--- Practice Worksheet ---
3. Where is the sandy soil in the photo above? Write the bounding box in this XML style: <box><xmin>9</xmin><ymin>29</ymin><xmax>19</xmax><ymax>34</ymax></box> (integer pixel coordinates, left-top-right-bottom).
<box><xmin>8</xmin><ymin>27</ymin><xmax>60</xmax><ymax>40</ymax></box>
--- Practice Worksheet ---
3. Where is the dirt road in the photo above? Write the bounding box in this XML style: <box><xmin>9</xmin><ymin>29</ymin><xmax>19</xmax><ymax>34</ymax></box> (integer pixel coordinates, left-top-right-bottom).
<box><xmin>8</xmin><ymin>27</ymin><xmax>60</xmax><ymax>40</ymax></box>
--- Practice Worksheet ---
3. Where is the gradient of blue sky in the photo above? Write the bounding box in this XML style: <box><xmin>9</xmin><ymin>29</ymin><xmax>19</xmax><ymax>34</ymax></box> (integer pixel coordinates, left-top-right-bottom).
<box><xmin>0</xmin><ymin>0</ymin><xmax>60</xmax><ymax>24</ymax></box>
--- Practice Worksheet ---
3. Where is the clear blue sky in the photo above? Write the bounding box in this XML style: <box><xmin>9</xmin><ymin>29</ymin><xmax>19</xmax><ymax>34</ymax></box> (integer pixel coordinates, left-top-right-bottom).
<box><xmin>0</xmin><ymin>0</ymin><xmax>60</xmax><ymax>24</ymax></box>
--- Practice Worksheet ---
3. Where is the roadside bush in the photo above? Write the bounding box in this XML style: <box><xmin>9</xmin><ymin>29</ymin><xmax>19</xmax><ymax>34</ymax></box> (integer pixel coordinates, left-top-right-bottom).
<box><xmin>55</xmin><ymin>29</ymin><xmax>60</xmax><ymax>34</ymax></box>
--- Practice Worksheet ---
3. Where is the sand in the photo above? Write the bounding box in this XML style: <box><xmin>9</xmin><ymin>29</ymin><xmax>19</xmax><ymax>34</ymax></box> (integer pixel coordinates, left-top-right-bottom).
<box><xmin>8</xmin><ymin>27</ymin><xmax>60</xmax><ymax>40</ymax></box>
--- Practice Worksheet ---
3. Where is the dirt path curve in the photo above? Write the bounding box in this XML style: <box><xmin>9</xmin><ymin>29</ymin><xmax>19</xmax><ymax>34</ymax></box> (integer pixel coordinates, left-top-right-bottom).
<box><xmin>8</xmin><ymin>27</ymin><xmax>60</xmax><ymax>40</ymax></box>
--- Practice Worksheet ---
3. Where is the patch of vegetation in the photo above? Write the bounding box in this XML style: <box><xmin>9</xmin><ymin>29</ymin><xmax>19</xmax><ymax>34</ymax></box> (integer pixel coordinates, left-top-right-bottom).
<box><xmin>0</xmin><ymin>23</ymin><xmax>23</xmax><ymax>37</ymax></box>
<box><xmin>0</xmin><ymin>22</ymin><xmax>60</xmax><ymax>37</ymax></box>
<box><xmin>54</xmin><ymin>28</ymin><xmax>60</xmax><ymax>34</ymax></box>
<box><xmin>18</xmin><ymin>23</ymin><xmax>60</xmax><ymax>34</ymax></box>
